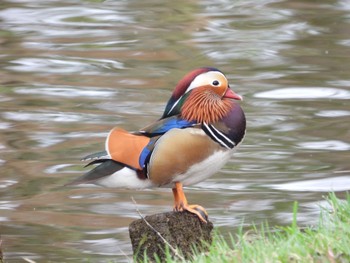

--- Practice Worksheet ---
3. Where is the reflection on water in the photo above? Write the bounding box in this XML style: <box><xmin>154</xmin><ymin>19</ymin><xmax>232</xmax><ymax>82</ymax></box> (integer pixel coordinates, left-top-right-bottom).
<box><xmin>1</xmin><ymin>0</ymin><xmax>350</xmax><ymax>262</ymax></box>
<box><xmin>255</xmin><ymin>87</ymin><xmax>350</xmax><ymax>99</ymax></box>
<box><xmin>7</xmin><ymin>57</ymin><xmax>124</xmax><ymax>74</ymax></box>
<box><xmin>15</xmin><ymin>85</ymin><xmax>117</xmax><ymax>98</ymax></box>
<box><xmin>298</xmin><ymin>140</ymin><xmax>350</xmax><ymax>151</ymax></box>
<box><xmin>267</xmin><ymin>175</ymin><xmax>350</xmax><ymax>192</ymax></box>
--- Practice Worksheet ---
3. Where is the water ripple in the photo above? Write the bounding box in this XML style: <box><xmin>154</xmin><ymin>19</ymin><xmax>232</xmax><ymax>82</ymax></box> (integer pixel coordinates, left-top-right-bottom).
<box><xmin>23</xmin><ymin>39</ymin><xmax>138</xmax><ymax>51</ymax></box>
<box><xmin>81</xmin><ymin>238</ymin><xmax>125</xmax><ymax>256</ymax></box>
<box><xmin>0</xmin><ymin>6</ymin><xmax>132</xmax><ymax>37</ymax></box>
<box><xmin>194</xmin><ymin>0</ymin><xmax>322</xmax><ymax>65</ymax></box>
<box><xmin>69</xmin><ymin>193</ymin><xmax>115</xmax><ymax>200</ymax></box>
<box><xmin>3</xmin><ymin>111</ymin><xmax>108</xmax><ymax>123</ymax></box>
<box><xmin>7</xmin><ymin>57</ymin><xmax>123</xmax><ymax>74</ymax></box>
<box><xmin>228</xmin><ymin>199</ymin><xmax>275</xmax><ymax>212</ymax></box>
<box><xmin>267</xmin><ymin>176</ymin><xmax>350</xmax><ymax>192</ymax></box>
<box><xmin>0</xmin><ymin>217</ymin><xmax>8</xmax><ymax>222</ymax></box>
<box><xmin>0</xmin><ymin>179</ymin><xmax>17</xmax><ymax>188</ymax></box>
<box><xmin>315</xmin><ymin>110</ymin><xmax>350</xmax><ymax>117</ymax></box>
<box><xmin>85</xmin><ymin>227</ymin><xmax>127</xmax><ymax>235</ymax></box>
<box><xmin>89</xmin><ymin>202</ymin><xmax>166</xmax><ymax>218</ymax></box>
<box><xmin>298</xmin><ymin>140</ymin><xmax>350</xmax><ymax>151</ymax></box>
<box><xmin>15</xmin><ymin>85</ymin><xmax>116</xmax><ymax>98</ymax></box>
<box><xmin>31</xmin><ymin>131</ymin><xmax>107</xmax><ymax>148</ymax></box>
<box><xmin>255</xmin><ymin>87</ymin><xmax>350</xmax><ymax>99</ymax></box>
<box><xmin>0</xmin><ymin>122</ymin><xmax>12</xmax><ymax>129</ymax></box>
<box><xmin>0</xmin><ymin>200</ymin><xmax>20</xmax><ymax>210</ymax></box>
<box><xmin>45</xmin><ymin>164</ymin><xmax>81</xmax><ymax>174</ymax></box>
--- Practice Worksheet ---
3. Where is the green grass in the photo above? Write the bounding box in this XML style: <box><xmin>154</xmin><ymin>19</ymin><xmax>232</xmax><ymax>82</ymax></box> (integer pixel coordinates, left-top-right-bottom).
<box><xmin>143</xmin><ymin>193</ymin><xmax>350</xmax><ymax>263</ymax></box>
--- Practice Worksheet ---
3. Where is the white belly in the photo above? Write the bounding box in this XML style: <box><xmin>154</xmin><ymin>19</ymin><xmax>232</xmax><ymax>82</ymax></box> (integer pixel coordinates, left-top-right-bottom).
<box><xmin>95</xmin><ymin>151</ymin><xmax>232</xmax><ymax>189</ymax></box>
<box><xmin>171</xmin><ymin>150</ymin><xmax>232</xmax><ymax>186</ymax></box>
<box><xmin>96</xmin><ymin>167</ymin><xmax>154</xmax><ymax>189</ymax></box>
<box><xmin>94</xmin><ymin>150</ymin><xmax>232</xmax><ymax>189</ymax></box>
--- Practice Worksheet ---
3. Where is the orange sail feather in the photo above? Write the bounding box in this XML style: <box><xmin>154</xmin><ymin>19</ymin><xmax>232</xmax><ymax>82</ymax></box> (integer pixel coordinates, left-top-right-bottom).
<box><xmin>106</xmin><ymin>128</ymin><xmax>150</xmax><ymax>170</ymax></box>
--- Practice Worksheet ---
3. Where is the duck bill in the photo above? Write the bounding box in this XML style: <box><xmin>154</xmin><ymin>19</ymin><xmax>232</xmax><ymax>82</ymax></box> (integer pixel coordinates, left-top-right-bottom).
<box><xmin>223</xmin><ymin>87</ymin><xmax>243</xmax><ymax>101</ymax></box>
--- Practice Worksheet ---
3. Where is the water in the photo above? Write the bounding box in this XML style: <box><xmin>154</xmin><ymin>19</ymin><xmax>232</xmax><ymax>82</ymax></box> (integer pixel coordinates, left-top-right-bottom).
<box><xmin>1</xmin><ymin>0</ymin><xmax>350</xmax><ymax>261</ymax></box>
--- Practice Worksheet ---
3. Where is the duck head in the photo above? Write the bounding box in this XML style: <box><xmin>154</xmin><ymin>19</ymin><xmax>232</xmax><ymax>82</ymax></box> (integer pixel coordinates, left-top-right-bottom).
<box><xmin>162</xmin><ymin>67</ymin><xmax>242</xmax><ymax>123</ymax></box>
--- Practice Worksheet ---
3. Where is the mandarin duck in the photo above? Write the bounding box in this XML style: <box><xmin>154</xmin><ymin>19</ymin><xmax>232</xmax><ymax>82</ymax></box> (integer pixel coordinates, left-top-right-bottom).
<box><xmin>67</xmin><ymin>67</ymin><xmax>246</xmax><ymax>222</ymax></box>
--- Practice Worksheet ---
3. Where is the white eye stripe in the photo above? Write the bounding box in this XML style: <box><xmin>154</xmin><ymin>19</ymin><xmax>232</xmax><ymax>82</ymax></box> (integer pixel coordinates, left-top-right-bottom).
<box><xmin>167</xmin><ymin>72</ymin><xmax>226</xmax><ymax>115</ymax></box>
<box><xmin>185</xmin><ymin>71</ymin><xmax>226</xmax><ymax>94</ymax></box>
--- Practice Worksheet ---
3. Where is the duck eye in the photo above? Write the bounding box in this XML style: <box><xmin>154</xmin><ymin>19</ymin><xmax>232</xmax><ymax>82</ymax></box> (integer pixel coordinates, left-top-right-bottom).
<box><xmin>212</xmin><ymin>80</ymin><xmax>220</xmax><ymax>86</ymax></box>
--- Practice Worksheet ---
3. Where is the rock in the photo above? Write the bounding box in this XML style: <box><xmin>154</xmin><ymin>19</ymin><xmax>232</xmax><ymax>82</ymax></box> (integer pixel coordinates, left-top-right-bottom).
<box><xmin>129</xmin><ymin>211</ymin><xmax>213</xmax><ymax>262</ymax></box>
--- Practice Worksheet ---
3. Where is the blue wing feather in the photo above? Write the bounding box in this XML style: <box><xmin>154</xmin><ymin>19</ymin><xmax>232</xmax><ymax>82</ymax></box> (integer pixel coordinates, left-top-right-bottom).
<box><xmin>140</xmin><ymin>116</ymin><xmax>197</xmax><ymax>136</ymax></box>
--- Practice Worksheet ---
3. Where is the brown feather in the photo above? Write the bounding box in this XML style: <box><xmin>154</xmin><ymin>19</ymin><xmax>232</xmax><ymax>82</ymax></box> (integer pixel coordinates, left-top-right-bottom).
<box><xmin>148</xmin><ymin>128</ymin><xmax>221</xmax><ymax>186</ymax></box>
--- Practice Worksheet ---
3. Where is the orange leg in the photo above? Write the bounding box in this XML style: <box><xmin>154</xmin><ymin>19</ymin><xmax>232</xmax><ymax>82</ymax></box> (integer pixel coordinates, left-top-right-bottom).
<box><xmin>172</xmin><ymin>182</ymin><xmax>208</xmax><ymax>223</ymax></box>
